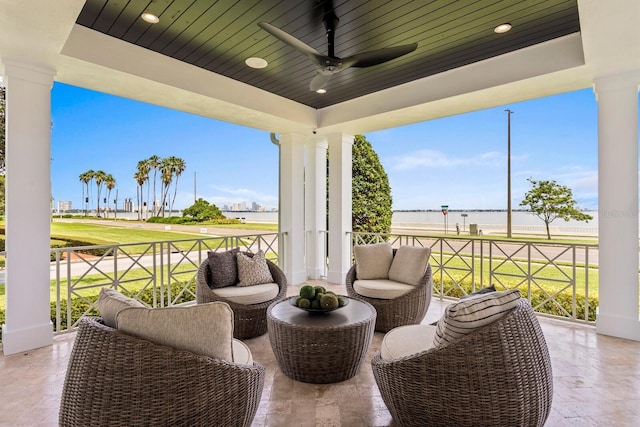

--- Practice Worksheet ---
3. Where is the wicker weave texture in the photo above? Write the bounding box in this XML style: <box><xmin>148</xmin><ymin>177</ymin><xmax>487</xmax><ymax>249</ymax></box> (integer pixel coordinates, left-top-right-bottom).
<box><xmin>59</xmin><ymin>317</ymin><xmax>265</xmax><ymax>427</ymax></box>
<box><xmin>196</xmin><ymin>253</ymin><xmax>287</xmax><ymax>339</ymax></box>
<box><xmin>267</xmin><ymin>299</ymin><xmax>376</xmax><ymax>384</ymax></box>
<box><xmin>371</xmin><ymin>300</ymin><xmax>553</xmax><ymax>427</ymax></box>
<box><xmin>345</xmin><ymin>255</ymin><xmax>433</xmax><ymax>332</ymax></box>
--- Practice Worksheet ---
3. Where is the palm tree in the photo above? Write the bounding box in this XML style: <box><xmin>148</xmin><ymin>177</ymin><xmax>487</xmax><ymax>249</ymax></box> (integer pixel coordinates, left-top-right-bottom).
<box><xmin>136</xmin><ymin>159</ymin><xmax>151</xmax><ymax>219</ymax></box>
<box><xmin>133</xmin><ymin>170</ymin><xmax>146</xmax><ymax>220</ymax></box>
<box><xmin>159</xmin><ymin>158</ymin><xmax>173</xmax><ymax>217</ymax></box>
<box><xmin>147</xmin><ymin>155</ymin><xmax>161</xmax><ymax>216</ymax></box>
<box><xmin>168</xmin><ymin>156</ymin><xmax>186</xmax><ymax>214</ymax></box>
<box><xmin>78</xmin><ymin>170</ymin><xmax>94</xmax><ymax>216</ymax></box>
<box><xmin>105</xmin><ymin>174</ymin><xmax>116</xmax><ymax>219</ymax></box>
<box><xmin>93</xmin><ymin>170</ymin><xmax>107</xmax><ymax>217</ymax></box>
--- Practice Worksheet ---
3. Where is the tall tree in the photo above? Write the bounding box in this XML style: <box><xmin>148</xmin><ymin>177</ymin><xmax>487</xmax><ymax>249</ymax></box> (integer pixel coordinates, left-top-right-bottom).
<box><xmin>79</xmin><ymin>170</ymin><xmax>94</xmax><ymax>216</ymax></box>
<box><xmin>351</xmin><ymin>135</ymin><xmax>393</xmax><ymax>234</ymax></box>
<box><xmin>168</xmin><ymin>156</ymin><xmax>186</xmax><ymax>214</ymax></box>
<box><xmin>326</xmin><ymin>134</ymin><xmax>393</xmax><ymax>238</ymax></box>
<box><xmin>93</xmin><ymin>170</ymin><xmax>107</xmax><ymax>217</ymax></box>
<box><xmin>159</xmin><ymin>157</ymin><xmax>173</xmax><ymax>216</ymax></box>
<box><xmin>133</xmin><ymin>170</ymin><xmax>146</xmax><ymax>220</ymax></box>
<box><xmin>136</xmin><ymin>159</ymin><xmax>151</xmax><ymax>219</ymax></box>
<box><xmin>519</xmin><ymin>178</ymin><xmax>593</xmax><ymax>239</ymax></box>
<box><xmin>147</xmin><ymin>155</ymin><xmax>161</xmax><ymax>215</ymax></box>
<box><xmin>105</xmin><ymin>174</ymin><xmax>116</xmax><ymax>218</ymax></box>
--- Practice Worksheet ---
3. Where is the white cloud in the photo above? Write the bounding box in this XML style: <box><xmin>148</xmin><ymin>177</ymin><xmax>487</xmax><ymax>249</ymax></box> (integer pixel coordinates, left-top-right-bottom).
<box><xmin>388</xmin><ymin>149</ymin><xmax>529</xmax><ymax>172</ymax></box>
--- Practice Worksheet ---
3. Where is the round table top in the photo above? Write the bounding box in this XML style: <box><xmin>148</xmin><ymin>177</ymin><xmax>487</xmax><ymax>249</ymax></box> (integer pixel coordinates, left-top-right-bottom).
<box><xmin>268</xmin><ymin>297</ymin><xmax>375</xmax><ymax>329</ymax></box>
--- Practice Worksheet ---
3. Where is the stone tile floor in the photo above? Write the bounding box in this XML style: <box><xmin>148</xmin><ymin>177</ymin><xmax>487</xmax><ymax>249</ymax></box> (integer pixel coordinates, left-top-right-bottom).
<box><xmin>1</xmin><ymin>281</ymin><xmax>640</xmax><ymax>426</ymax></box>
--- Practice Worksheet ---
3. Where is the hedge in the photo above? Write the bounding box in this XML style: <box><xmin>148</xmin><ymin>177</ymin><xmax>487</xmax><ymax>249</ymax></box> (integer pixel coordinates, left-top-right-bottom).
<box><xmin>434</xmin><ymin>276</ymin><xmax>598</xmax><ymax>321</ymax></box>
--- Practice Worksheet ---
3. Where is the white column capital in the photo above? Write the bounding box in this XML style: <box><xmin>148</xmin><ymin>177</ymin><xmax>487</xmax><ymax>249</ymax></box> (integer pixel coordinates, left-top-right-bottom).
<box><xmin>593</xmin><ymin>70</ymin><xmax>640</xmax><ymax>96</ymax></box>
<box><xmin>1</xmin><ymin>59</ymin><xmax>55</xmax><ymax>87</ymax></box>
<box><xmin>278</xmin><ymin>132</ymin><xmax>308</xmax><ymax>146</ymax></box>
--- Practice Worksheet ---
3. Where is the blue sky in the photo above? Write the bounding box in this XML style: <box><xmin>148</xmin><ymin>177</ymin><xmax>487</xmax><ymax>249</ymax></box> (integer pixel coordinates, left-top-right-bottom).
<box><xmin>51</xmin><ymin>83</ymin><xmax>599</xmax><ymax>212</ymax></box>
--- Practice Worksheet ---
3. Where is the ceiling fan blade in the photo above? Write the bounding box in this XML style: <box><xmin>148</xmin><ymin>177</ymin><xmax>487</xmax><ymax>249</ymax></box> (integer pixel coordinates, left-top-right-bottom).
<box><xmin>309</xmin><ymin>71</ymin><xmax>334</xmax><ymax>92</ymax></box>
<box><xmin>258</xmin><ymin>22</ymin><xmax>328</xmax><ymax>67</ymax></box>
<box><xmin>343</xmin><ymin>43</ymin><xmax>418</xmax><ymax>68</ymax></box>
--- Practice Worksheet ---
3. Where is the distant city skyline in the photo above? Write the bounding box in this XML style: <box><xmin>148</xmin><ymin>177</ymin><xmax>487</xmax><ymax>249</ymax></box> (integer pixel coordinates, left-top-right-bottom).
<box><xmin>51</xmin><ymin>83</ymin><xmax>602</xmax><ymax>211</ymax></box>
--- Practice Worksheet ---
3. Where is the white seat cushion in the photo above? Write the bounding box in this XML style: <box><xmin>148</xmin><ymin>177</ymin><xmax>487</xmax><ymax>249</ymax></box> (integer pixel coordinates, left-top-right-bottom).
<box><xmin>381</xmin><ymin>324</ymin><xmax>436</xmax><ymax>360</ymax></box>
<box><xmin>232</xmin><ymin>339</ymin><xmax>253</xmax><ymax>365</ymax></box>
<box><xmin>353</xmin><ymin>279</ymin><xmax>414</xmax><ymax>300</ymax></box>
<box><xmin>212</xmin><ymin>282</ymin><xmax>279</xmax><ymax>304</ymax></box>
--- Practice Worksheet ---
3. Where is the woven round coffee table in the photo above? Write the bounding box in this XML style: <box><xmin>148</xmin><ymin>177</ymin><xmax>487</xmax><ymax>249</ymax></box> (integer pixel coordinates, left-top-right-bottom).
<box><xmin>267</xmin><ymin>297</ymin><xmax>376</xmax><ymax>384</ymax></box>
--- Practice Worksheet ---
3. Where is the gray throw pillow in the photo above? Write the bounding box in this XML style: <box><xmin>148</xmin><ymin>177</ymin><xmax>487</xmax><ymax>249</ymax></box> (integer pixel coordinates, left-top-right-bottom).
<box><xmin>116</xmin><ymin>302</ymin><xmax>235</xmax><ymax>362</ymax></box>
<box><xmin>354</xmin><ymin>243</ymin><xmax>393</xmax><ymax>280</ymax></box>
<box><xmin>96</xmin><ymin>287</ymin><xmax>145</xmax><ymax>328</ymax></box>
<box><xmin>388</xmin><ymin>246</ymin><xmax>431</xmax><ymax>286</ymax></box>
<box><xmin>433</xmin><ymin>289</ymin><xmax>521</xmax><ymax>348</ymax></box>
<box><xmin>207</xmin><ymin>248</ymin><xmax>240</xmax><ymax>288</ymax></box>
<box><xmin>236</xmin><ymin>250</ymin><xmax>274</xmax><ymax>287</ymax></box>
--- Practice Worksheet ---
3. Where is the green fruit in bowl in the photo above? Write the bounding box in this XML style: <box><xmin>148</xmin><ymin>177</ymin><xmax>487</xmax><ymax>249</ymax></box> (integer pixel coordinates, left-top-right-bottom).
<box><xmin>299</xmin><ymin>285</ymin><xmax>316</xmax><ymax>299</ymax></box>
<box><xmin>297</xmin><ymin>298</ymin><xmax>311</xmax><ymax>309</ymax></box>
<box><xmin>320</xmin><ymin>294</ymin><xmax>339</xmax><ymax>310</ymax></box>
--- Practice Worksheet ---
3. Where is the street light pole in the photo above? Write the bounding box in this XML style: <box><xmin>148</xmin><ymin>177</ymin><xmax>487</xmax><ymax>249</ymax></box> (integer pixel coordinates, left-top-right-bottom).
<box><xmin>505</xmin><ymin>109</ymin><xmax>513</xmax><ymax>238</ymax></box>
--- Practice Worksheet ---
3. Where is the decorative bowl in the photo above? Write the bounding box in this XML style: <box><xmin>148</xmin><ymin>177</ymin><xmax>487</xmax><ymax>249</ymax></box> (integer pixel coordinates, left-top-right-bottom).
<box><xmin>289</xmin><ymin>295</ymin><xmax>349</xmax><ymax>313</ymax></box>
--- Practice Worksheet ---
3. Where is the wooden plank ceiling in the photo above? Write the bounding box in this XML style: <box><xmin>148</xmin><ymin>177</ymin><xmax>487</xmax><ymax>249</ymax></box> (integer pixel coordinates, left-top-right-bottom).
<box><xmin>76</xmin><ymin>0</ymin><xmax>580</xmax><ymax>109</ymax></box>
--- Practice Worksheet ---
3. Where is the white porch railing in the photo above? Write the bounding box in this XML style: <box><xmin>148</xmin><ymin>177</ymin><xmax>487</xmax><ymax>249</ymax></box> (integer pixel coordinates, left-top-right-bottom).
<box><xmin>0</xmin><ymin>230</ymin><xmax>601</xmax><ymax>342</ymax></box>
<box><xmin>49</xmin><ymin>233</ymin><xmax>281</xmax><ymax>334</ymax></box>
<box><xmin>350</xmin><ymin>232</ymin><xmax>599</xmax><ymax>324</ymax></box>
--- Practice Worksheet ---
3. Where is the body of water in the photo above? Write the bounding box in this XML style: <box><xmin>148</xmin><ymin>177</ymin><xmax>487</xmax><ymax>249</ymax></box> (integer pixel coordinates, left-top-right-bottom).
<box><xmin>84</xmin><ymin>210</ymin><xmax>598</xmax><ymax>236</ymax></box>
<box><xmin>231</xmin><ymin>210</ymin><xmax>599</xmax><ymax>236</ymax></box>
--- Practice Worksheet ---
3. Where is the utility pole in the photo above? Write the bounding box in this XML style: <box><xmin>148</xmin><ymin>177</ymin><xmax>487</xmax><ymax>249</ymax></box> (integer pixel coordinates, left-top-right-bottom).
<box><xmin>194</xmin><ymin>171</ymin><xmax>197</xmax><ymax>203</ymax></box>
<box><xmin>505</xmin><ymin>109</ymin><xmax>513</xmax><ymax>238</ymax></box>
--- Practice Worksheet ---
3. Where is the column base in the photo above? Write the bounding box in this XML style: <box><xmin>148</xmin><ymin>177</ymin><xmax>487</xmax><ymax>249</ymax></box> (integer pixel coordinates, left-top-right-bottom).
<box><xmin>2</xmin><ymin>321</ymin><xmax>53</xmax><ymax>355</ymax></box>
<box><xmin>286</xmin><ymin>269</ymin><xmax>308</xmax><ymax>286</ymax></box>
<box><xmin>327</xmin><ymin>269</ymin><xmax>349</xmax><ymax>285</ymax></box>
<box><xmin>306</xmin><ymin>267</ymin><xmax>325</xmax><ymax>280</ymax></box>
<box><xmin>596</xmin><ymin>312</ymin><xmax>640</xmax><ymax>341</ymax></box>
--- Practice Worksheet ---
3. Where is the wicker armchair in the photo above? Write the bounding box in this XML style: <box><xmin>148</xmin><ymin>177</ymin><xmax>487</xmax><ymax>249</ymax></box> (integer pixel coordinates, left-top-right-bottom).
<box><xmin>371</xmin><ymin>299</ymin><xmax>553</xmax><ymax>427</ymax></box>
<box><xmin>196</xmin><ymin>253</ymin><xmax>287</xmax><ymax>339</ymax></box>
<box><xmin>59</xmin><ymin>316</ymin><xmax>265</xmax><ymax>427</ymax></box>
<box><xmin>345</xmin><ymin>253</ymin><xmax>432</xmax><ymax>332</ymax></box>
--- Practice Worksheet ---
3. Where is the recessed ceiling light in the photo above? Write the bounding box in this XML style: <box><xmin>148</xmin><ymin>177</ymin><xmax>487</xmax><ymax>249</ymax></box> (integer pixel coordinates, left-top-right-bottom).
<box><xmin>316</xmin><ymin>88</ymin><xmax>327</xmax><ymax>94</ymax></box>
<box><xmin>245</xmin><ymin>57</ymin><xmax>268</xmax><ymax>69</ymax></box>
<box><xmin>141</xmin><ymin>12</ymin><xmax>159</xmax><ymax>24</ymax></box>
<box><xmin>494</xmin><ymin>23</ymin><xmax>512</xmax><ymax>34</ymax></box>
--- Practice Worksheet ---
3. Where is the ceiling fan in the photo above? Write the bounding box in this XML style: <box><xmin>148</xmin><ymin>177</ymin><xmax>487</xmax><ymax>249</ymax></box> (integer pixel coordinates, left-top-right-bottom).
<box><xmin>258</xmin><ymin>5</ymin><xmax>418</xmax><ymax>92</ymax></box>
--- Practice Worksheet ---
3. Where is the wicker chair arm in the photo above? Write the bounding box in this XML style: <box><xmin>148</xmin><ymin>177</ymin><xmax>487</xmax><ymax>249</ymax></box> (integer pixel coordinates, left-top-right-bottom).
<box><xmin>371</xmin><ymin>300</ymin><xmax>553</xmax><ymax>427</ymax></box>
<box><xmin>60</xmin><ymin>316</ymin><xmax>265</xmax><ymax>427</ymax></box>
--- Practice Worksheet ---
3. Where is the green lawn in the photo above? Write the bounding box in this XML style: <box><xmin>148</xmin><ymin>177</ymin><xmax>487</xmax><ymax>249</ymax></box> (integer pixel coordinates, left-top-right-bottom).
<box><xmin>50</xmin><ymin>222</ymin><xmax>207</xmax><ymax>243</ymax></box>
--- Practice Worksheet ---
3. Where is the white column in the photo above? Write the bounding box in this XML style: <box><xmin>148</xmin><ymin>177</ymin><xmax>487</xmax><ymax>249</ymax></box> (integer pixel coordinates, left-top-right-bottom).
<box><xmin>305</xmin><ymin>139</ymin><xmax>328</xmax><ymax>279</ymax></box>
<box><xmin>327</xmin><ymin>133</ymin><xmax>353</xmax><ymax>284</ymax></box>
<box><xmin>594</xmin><ymin>71</ymin><xmax>640</xmax><ymax>341</ymax></box>
<box><xmin>279</xmin><ymin>133</ymin><xmax>307</xmax><ymax>285</ymax></box>
<box><xmin>1</xmin><ymin>60</ymin><xmax>55</xmax><ymax>355</ymax></box>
